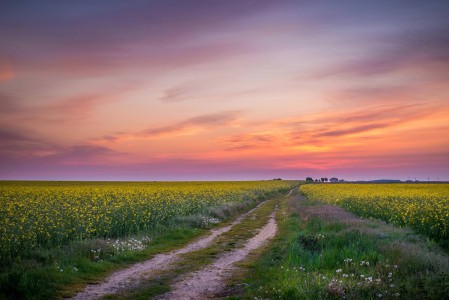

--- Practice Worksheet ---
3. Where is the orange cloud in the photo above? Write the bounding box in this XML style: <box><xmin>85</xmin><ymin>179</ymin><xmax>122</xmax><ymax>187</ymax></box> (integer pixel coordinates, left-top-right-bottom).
<box><xmin>284</xmin><ymin>103</ymin><xmax>440</xmax><ymax>144</ymax></box>
<box><xmin>191</xmin><ymin>102</ymin><xmax>449</xmax><ymax>173</ymax></box>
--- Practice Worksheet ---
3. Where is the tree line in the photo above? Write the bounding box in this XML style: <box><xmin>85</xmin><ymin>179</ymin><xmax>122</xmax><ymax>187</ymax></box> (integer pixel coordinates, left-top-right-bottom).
<box><xmin>305</xmin><ymin>177</ymin><xmax>344</xmax><ymax>183</ymax></box>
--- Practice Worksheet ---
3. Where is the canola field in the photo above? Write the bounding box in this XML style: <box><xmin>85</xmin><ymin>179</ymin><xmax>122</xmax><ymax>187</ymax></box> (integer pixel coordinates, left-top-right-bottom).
<box><xmin>300</xmin><ymin>183</ymin><xmax>449</xmax><ymax>242</ymax></box>
<box><xmin>0</xmin><ymin>181</ymin><xmax>296</xmax><ymax>261</ymax></box>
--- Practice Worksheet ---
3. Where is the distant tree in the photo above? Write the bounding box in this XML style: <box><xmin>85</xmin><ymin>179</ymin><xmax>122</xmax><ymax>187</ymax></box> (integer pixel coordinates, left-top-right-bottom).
<box><xmin>306</xmin><ymin>177</ymin><xmax>314</xmax><ymax>182</ymax></box>
<box><xmin>273</xmin><ymin>178</ymin><xmax>282</xmax><ymax>180</ymax></box>
<box><xmin>315</xmin><ymin>179</ymin><xmax>319</xmax><ymax>182</ymax></box>
<box><xmin>320</xmin><ymin>178</ymin><xmax>325</xmax><ymax>182</ymax></box>
<box><xmin>330</xmin><ymin>177</ymin><xmax>338</xmax><ymax>183</ymax></box>
<box><xmin>338</xmin><ymin>179</ymin><xmax>345</xmax><ymax>182</ymax></box>
<box><xmin>324</xmin><ymin>178</ymin><xmax>328</xmax><ymax>182</ymax></box>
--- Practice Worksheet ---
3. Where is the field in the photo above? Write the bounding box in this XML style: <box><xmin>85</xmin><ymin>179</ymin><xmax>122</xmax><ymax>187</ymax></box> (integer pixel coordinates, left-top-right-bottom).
<box><xmin>300</xmin><ymin>183</ymin><xmax>449</xmax><ymax>243</ymax></box>
<box><xmin>0</xmin><ymin>180</ymin><xmax>295</xmax><ymax>263</ymax></box>
<box><xmin>2</xmin><ymin>181</ymin><xmax>449</xmax><ymax>299</ymax></box>
<box><xmin>0</xmin><ymin>180</ymin><xmax>298</xmax><ymax>299</ymax></box>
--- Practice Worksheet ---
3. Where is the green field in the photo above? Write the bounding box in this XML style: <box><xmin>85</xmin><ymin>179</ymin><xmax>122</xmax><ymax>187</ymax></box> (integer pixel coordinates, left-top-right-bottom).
<box><xmin>1</xmin><ymin>181</ymin><xmax>449</xmax><ymax>299</ymax></box>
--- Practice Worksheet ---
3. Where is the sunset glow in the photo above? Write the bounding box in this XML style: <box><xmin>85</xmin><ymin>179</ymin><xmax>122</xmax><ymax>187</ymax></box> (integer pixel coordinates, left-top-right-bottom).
<box><xmin>1</xmin><ymin>1</ymin><xmax>448</xmax><ymax>180</ymax></box>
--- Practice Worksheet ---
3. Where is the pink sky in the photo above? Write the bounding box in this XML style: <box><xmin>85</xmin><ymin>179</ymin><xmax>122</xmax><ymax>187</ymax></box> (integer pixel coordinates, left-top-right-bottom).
<box><xmin>1</xmin><ymin>1</ymin><xmax>449</xmax><ymax>181</ymax></box>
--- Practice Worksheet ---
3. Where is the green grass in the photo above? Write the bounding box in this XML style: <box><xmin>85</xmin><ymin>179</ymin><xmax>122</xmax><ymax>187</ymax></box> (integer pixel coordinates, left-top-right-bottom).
<box><xmin>229</xmin><ymin>190</ymin><xmax>449</xmax><ymax>299</ymax></box>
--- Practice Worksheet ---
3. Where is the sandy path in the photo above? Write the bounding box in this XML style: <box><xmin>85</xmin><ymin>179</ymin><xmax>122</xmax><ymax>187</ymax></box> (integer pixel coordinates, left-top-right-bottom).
<box><xmin>71</xmin><ymin>202</ymin><xmax>265</xmax><ymax>300</ymax></box>
<box><xmin>156</xmin><ymin>209</ymin><xmax>278</xmax><ymax>300</ymax></box>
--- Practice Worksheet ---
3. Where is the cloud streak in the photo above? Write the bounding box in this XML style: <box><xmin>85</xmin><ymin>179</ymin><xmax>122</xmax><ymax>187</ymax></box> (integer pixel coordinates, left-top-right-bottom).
<box><xmin>224</xmin><ymin>133</ymin><xmax>275</xmax><ymax>151</ymax></box>
<box><xmin>286</xmin><ymin>103</ymin><xmax>439</xmax><ymax>144</ymax></box>
<box><xmin>0</xmin><ymin>85</ymin><xmax>134</xmax><ymax>124</ymax></box>
<box><xmin>141</xmin><ymin>111</ymin><xmax>241</xmax><ymax>137</ymax></box>
<box><xmin>315</xmin><ymin>123</ymin><xmax>390</xmax><ymax>138</ymax></box>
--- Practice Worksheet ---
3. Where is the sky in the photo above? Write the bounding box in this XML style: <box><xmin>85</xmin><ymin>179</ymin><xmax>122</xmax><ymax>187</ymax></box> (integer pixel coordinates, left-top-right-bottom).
<box><xmin>1</xmin><ymin>0</ymin><xmax>449</xmax><ymax>181</ymax></box>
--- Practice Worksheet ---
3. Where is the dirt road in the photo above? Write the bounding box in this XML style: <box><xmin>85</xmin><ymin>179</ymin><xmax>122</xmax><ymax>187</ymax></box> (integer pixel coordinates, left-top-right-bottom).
<box><xmin>72</xmin><ymin>189</ymin><xmax>292</xmax><ymax>300</ymax></box>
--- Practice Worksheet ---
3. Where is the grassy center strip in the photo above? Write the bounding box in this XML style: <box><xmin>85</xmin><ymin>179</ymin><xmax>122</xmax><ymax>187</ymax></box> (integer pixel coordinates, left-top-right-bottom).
<box><xmin>106</xmin><ymin>193</ymin><xmax>284</xmax><ymax>299</ymax></box>
<box><xmin>227</xmin><ymin>189</ymin><xmax>449</xmax><ymax>300</ymax></box>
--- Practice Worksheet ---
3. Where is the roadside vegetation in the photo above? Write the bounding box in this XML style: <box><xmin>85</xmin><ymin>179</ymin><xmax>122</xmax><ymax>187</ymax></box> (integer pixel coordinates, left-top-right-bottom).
<box><xmin>230</xmin><ymin>188</ymin><xmax>449</xmax><ymax>299</ymax></box>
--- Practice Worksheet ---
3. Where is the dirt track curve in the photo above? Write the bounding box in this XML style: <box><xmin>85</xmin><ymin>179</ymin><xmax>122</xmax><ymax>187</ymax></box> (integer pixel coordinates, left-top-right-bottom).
<box><xmin>71</xmin><ymin>201</ymin><xmax>266</xmax><ymax>300</ymax></box>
